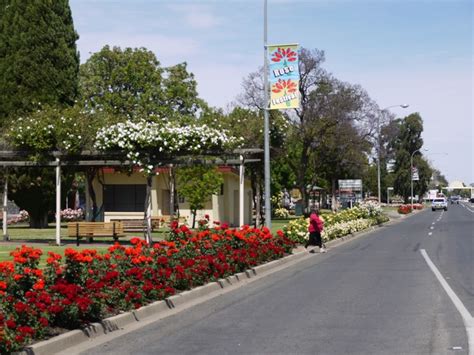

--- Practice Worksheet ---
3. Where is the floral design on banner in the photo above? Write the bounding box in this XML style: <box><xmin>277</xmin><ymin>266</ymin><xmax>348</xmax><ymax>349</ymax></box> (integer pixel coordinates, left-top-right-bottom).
<box><xmin>271</xmin><ymin>79</ymin><xmax>297</xmax><ymax>94</ymax></box>
<box><xmin>270</xmin><ymin>47</ymin><xmax>297</xmax><ymax>64</ymax></box>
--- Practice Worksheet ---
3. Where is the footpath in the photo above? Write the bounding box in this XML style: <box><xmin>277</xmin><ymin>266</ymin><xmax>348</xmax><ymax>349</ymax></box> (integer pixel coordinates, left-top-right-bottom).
<box><xmin>19</xmin><ymin>209</ymin><xmax>423</xmax><ymax>355</ymax></box>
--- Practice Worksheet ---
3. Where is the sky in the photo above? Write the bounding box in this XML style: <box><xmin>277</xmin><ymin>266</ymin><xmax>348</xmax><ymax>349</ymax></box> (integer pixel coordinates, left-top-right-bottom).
<box><xmin>70</xmin><ymin>0</ymin><xmax>473</xmax><ymax>185</ymax></box>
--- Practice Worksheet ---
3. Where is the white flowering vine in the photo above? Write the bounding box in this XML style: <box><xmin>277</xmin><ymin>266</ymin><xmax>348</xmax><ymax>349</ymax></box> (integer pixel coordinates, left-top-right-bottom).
<box><xmin>95</xmin><ymin>119</ymin><xmax>238</xmax><ymax>174</ymax></box>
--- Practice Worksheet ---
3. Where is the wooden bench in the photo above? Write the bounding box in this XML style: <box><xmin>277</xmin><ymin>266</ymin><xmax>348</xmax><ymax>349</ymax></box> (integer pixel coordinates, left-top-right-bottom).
<box><xmin>67</xmin><ymin>222</ymin><xmax>125</xmax><ymax>244</ymax></box>
<box><xmin>110</xmin><ymin>219</ymin><xmax>161</xmax><ymax>233</ymax></box>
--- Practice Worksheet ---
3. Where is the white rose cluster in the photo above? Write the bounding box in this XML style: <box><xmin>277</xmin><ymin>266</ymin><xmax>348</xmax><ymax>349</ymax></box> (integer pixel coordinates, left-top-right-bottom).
<box><xmin>322</xmin><ymin>218</ymin><xmax>376</xmax><ymax>241</ymax></box>
<box><xmin>95</xmin><ymin>120</ymin><xmax>237</xmax><ymax>173</ymax></box>
<box><xmin>356</xmin><ymin>201</ymin><xmax>383</xmax><ymax>218</ymax></box>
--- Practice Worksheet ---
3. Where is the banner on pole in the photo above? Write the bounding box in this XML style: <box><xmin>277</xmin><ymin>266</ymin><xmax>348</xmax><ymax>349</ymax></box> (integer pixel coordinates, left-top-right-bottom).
<box><xmin>412</xmin><ymin>167</ymin><xmax>419</xmax><ymax>181</ymax></box>
<box><xmin>268</xmin><ymin>44</ymin><xmax>300</xmax><ymax>109</ymax></box>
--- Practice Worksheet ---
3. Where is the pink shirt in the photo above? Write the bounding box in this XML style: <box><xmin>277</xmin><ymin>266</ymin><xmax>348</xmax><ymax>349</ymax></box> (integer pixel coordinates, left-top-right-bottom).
<box><xmin>308</xmin><ymin>213</ymin><xmax>324</xmax><ymax>233</ymax></box>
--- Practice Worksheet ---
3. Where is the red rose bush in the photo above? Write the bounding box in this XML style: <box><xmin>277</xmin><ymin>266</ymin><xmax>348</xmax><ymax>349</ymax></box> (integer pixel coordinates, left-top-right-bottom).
<box><xmin>0</xmin><ymin>220</ymin><xmax>294</xmax><ymax>353</ymax></box>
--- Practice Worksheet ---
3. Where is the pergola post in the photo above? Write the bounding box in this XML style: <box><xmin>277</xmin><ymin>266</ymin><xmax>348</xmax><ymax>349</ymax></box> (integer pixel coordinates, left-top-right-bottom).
<box><xmin>55</xmin><ymin>158</ymin><xmax>61</xmax><ymax>245</ymax></box>
<box><xmin>169</xmin><ymin>164</ymin><xmax>175</xmax><ymax>216</ymax></box>
<box><xmin>3</xmin><ymin>171</ymin><xmax>9</xmax><ymax>241</ymax></box>
<box><xmin>85</xmin><ymin>179</ymin><xmax>91</xmax><ymax>221</ymax></box>
<box><xmin>239</xmin><ymin>155</ymin><xmax>245</xmax><ymax>227</ymax></box>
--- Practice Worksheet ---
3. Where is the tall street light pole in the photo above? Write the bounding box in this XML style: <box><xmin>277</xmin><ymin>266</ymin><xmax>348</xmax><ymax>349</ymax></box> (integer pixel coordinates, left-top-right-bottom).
<box><xmin>263</xmin><ymin>0</ymin><xmax>271</xmax><ymax>229</ymax></box>
<box><xmin>377</xmin><ymin>104</ymin><xmax>409</xmax><ymax>204</ymax></box>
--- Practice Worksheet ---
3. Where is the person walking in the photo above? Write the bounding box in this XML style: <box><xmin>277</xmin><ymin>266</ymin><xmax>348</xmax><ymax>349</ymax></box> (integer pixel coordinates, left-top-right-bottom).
<box><xmin>305</xmin><ymin>209</ymin><xmax>326</xmax><ymax>253</ymax></box>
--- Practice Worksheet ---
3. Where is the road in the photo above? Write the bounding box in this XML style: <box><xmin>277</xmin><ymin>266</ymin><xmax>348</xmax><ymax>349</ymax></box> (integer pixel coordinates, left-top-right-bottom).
<box><xmin>80</xmin><ymin>203</ymin><xmax>474</xmax><ymax>355</ymax></box>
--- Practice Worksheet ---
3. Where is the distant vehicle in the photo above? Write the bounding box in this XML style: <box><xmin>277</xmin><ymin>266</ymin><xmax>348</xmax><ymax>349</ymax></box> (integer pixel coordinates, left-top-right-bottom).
<box><xmin>449</xmin><ymin>195</ymin><xmax>460</xmax><ymax>204</ymax></box>
<box><xmin>470</xmin><ymin>198</ymin><xmax>474</xmax><ymax>203</ymax></box>
<box><xmin>432</xmin><ymin>198</ymin><xmax>448</xmax><ymax>211</ymax></box>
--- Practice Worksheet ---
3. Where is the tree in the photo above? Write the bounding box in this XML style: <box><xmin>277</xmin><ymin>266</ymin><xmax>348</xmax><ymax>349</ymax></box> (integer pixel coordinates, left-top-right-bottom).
<box><xmin>377</xmin><ymin>118</ymin><xmax>400</xmax><ymax>201</ymax></box>
<box><xmin>176</xmin><ymin>166</ymin><xmax>223</xmax><ymax>228</ymax></box>
<box><xmin>79</xmin><ymin>46</ymin><xmax>202</xmax><ymax>122</ymax></box>
<box><xmin>308</xmin><ymin>113</ymin><xmax>372</xmax><ymax>209</ymax></box>
<box><xmin>0</xmin><ymin>0</ymin><xmax>79</xmax><ymax>226</ymax></box>
<box><xmin>238</xmin><ymin>48</ymin><xmax>378</xmax><ymax>211</ymax></box>
<box><xmin>391</xmin><ymin>113</ymin><xmax>432</xmax><ymax>202</ymax></box>
<box><xmin>429</xmin><ymin>168</ymin><xmax>448</xmax><ymax>189</ymax></box>
<box><xmin>0</xmin><ymin>0</ymin><xmax>79</xmax><ymax>125</ymax></box>
<box><xmin>6</xmin><ymin>104</ymin><xmax>107</xmax><ymax>227</ymax></box>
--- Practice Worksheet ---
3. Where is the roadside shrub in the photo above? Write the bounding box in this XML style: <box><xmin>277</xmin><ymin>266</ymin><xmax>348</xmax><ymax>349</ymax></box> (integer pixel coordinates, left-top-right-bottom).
<box><xmin>274</xmin><ymin>208</ymin><xmax>290</xmax><ymax>219</ymax></box>
<box><xmin>6</xmin><ymin>210</ymin><xmax>29</xmax><ymax>225</ymax></box>
<box><xmin>398</xmin><ymin>205</ymin><xmax>412</xmax><ymax>214</ymax></box>
<box><xmin>284</xmin><ymin>204</ymin><xmax>388</xmax><ymax>244</ymax></box>
<box><xmin>282</xmin><ymin>218</ymin><xmax>309</xmax><ymax>244</ymax></box>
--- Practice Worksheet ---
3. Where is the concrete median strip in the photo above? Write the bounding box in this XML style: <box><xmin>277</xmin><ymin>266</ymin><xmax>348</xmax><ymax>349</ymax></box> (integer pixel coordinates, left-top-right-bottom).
<box><xmin>21</xmin><ymin>252</ymin><xmax>309</xmax><ymax>354</ymax></box>
<box><xmin>20</xmin><ymin>215</ymin><xmax>405</xmax><ymax>354</ymax></box>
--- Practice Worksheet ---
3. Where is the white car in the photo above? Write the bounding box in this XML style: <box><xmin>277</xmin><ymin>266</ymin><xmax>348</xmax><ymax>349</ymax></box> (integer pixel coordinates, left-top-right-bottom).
<box><xmin>431</xmin><ymin>198</ymin><xmax>448</xmax><ymax>211</ymax></box>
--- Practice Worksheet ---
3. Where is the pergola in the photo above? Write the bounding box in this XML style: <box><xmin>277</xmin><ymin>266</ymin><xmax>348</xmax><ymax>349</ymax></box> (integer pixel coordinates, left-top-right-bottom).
<box><xmin>0</xmin><ymin>149</ymin><xmax>261</xmax><ymax>245</ymax></box>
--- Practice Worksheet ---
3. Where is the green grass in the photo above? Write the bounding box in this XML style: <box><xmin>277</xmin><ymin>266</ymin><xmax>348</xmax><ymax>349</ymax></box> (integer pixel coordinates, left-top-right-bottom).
<box><xmin>270</xmin><ymin>219</ymin><xmax>291</xmax><ymax>234</ymax></box>
<box><xmin>3</xmin><ymin>224</ymin><xmax>167</xmax><ymax>242</ymax></box>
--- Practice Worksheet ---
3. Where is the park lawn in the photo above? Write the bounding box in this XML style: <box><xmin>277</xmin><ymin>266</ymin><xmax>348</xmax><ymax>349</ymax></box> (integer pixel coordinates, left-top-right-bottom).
<box><xmin>271</xmin><ymin>219</ymin><xmax>291</xmax><ymax>234</ymax></box>
<box><xmin>4</xmin><ymin>224</ymin><xmax>168</xmax><ymax>242</ymax></box>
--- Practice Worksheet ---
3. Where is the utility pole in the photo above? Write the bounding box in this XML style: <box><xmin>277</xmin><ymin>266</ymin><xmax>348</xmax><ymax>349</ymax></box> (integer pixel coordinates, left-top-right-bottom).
<box><xmin>263</xmin><ymin>0</ymin><xmax>271</xmax><ymax>229</ymax></box>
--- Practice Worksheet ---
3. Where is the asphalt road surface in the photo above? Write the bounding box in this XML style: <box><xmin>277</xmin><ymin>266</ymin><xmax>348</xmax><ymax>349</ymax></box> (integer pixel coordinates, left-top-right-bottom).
<box><xmin>81</xmin><ymin>203</ymin><xmax>474</xmax><ymax>355</ymax></box>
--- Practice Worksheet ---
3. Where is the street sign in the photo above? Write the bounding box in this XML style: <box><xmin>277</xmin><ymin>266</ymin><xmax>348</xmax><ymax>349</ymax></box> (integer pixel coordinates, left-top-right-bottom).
<box><xmin>338</xmin><ymin>179</ymin><xmax>362</xmax><ymax>190</ymax></box>
<box><xmin>412</xmin><ymin>167</ymin><xmax>419</xmax><ymax>181</ymax></box>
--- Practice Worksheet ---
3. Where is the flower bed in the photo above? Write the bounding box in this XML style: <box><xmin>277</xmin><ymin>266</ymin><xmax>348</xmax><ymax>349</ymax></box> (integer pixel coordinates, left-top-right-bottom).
<box><xmin>6</xmin><ymin>211</ymin><xmax>29</xmax><ymax>225</ymax></box>
<box><xmin>0</xmin><ymin>223</ymin><xmax>294</xmax><ymax>353</ymax></box>
<box><xmin>397</xmin><ymin>205</ymin><xmax>412</xmax><ymax>214</ymax></box>
<box><xmin>397</xmin><ymin>203</ymin><xmax>423</xmax><ymax>214</ymax></box>
<box><xmin>283</xmin><ymin>202</ymin><xmax>389</xmax><ymax>244</ymax></box>
<box><xmin>59</xmin><ymin>208</ymin><xmax>84</xmax><ymax>222</ymax></box>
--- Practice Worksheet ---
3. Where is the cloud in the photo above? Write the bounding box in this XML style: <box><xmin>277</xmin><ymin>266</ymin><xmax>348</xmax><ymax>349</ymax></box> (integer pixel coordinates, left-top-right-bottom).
<box><xmin>78</xmin><ymin>32</ymin><xmax>200</xmax><ymax>64</ymax></box>
<box><xmin>167</xmin><ymin>4</ymin><xmax>221</xmax><ymax>29</ymax></box>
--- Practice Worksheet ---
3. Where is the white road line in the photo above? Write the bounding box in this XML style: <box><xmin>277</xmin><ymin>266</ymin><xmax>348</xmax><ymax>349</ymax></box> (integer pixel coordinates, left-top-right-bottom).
<box><xmin>430</xmin><ymin>226</ymin><xmax>434</xmax><ymax>230</ymax></box>
<box><xmin>460</xmin><ymin>203</ymin><xmax>474</xmax><ymax>212</ymax></box>
<box><xmin>464</xmin><ymin>205</ymin><xmax>474</xmax><ymax>213</ymax></box>
<box><xmin>420</xmin><ymin>249</ymin><xmax>474</xmax><ymax>355</ymax></box>
<box><xmin>428</xmin><ymin>232</ymin><xmax>432</xmax><ymax>236</ymax></box>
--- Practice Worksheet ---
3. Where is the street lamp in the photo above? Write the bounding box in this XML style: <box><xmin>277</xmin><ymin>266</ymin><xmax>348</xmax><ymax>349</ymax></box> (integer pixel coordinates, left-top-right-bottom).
<box><xmin>410</xmin><ymin>148</ymin><xmax>427</xmax><ymax>209</ymax></box>
<box><xmin>377</xmin><ymin>104</ymin><xmax>409</xmax><ymax>204</ymax></box>
<box><xmin>263</xmin><ymin>0</ymin><xmax>271</xmax><ymax>229</ymax></box>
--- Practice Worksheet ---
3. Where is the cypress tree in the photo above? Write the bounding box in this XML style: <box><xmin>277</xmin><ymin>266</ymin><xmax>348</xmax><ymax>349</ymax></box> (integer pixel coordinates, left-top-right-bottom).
<box><xmin>0</xmin><ymin>0</ymin><xmax>79</xmax><ymax>227</ymax></box>
<box><xmin>0</xmin><ymin>0</ymin><xmax>79</xmax><ymax>125</ymax></box>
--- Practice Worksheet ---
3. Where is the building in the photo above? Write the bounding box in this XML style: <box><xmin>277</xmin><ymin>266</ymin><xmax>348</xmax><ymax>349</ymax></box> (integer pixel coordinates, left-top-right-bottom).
<box><xmin>89</xmin><ymin>166</ymin><xmax>253</xmax><ymax>227</ymax></box>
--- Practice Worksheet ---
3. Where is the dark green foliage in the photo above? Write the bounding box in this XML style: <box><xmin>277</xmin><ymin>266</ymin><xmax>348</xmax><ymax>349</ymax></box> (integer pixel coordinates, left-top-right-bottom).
<box><xmin>391</xmin><ymin>113</ymin><xmax>432</xmax><ymax>202</ymax></box>
<box><xmin>0</xmin><ymin>0</ymin><xmax>79</xmax><ymax>124</ymax></box>
<box><xmin>176</xmin><ymin>166</ymin><xmax>223</xmax><ymax>228</ymax></box>
<box><xmin>8</xmin><ymin>167</ymin><xmax>75</xmax><ymax>228</ymax></box>
<box><xmin>79</xmin><ymin>46</ymin><xmax>202</xmax><ymax>121</ymax></box>
<box><xmin>0</xmin><ymin>0</ymin><xmax>79</xmax><ymax>227</ymax></box>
